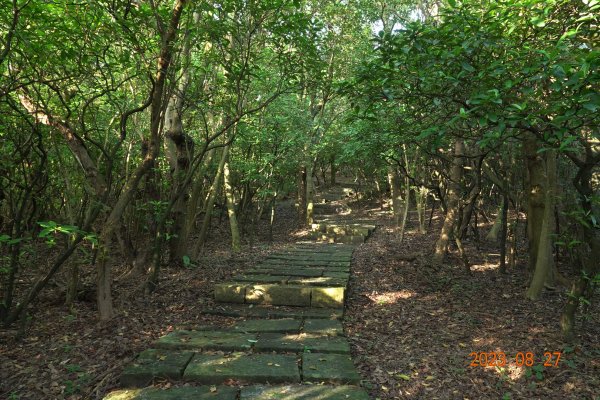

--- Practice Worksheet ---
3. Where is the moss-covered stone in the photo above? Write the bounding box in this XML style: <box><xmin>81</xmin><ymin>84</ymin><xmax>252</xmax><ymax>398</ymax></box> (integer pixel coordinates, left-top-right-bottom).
<box><xmin>254</xmin><ymin>333</ymin><xmax>350</xmax><ymax>354</ymax></box>
<box><xmin>302</xmin><ymin>319</ymin><xmax>343</xmax><ymax>336</ymax></box>
<box><xmin>232</xmin><ymin>274</ymin><xmax>289</xmax><ymax>284</ymax></box>
<box><xmin>287</xmin><ymin>277</ymin><xmax>347</xmax><ymax>287</ymax></box>
<box><xmin>311</xmin><ymin>287</ymin><xmax>345</xmax><ymax>308</ymax></box>
<box><xmin>240</xmin><ymin>385</ymin><xmax>370</xmax><ymax>400</ymax></box>
<box><xmin>120</xmin><ymin>349</ymin><xmax>194</xmax><ymax>387</ymax></box>
<box><xmin>302</xmin><ymin>353</ymin><xmax>361</xmax><ymax>384</ymax></box>
<box><xmin>245</xmin><ymin>284</ymin><xmax>311</xmax><ymax>306</ymax></box>
<box><xmin>322</xmin><ymin>271</ymin><xmax>349</xmax><ymax>279</ymax></box>
<box><xmin>202</xmin><ymin>305</ymin><xmax>343</xmax><ymax>320</ymax></box>
<box><xmin>183</xmin><ymin>353</ymin><xmax>300</xmax><ymax>384</ymax></box>
<box><xmin>214</xmin><ymin>283</ymin><xmax>247</xmax><ymax>303</ymax></box>
<box><xmin>154</xmin><ymin>331</ymin><xmax>255</xmax><ymax>352</ymax></box>
<box><xmin>233</xmin><ymin>319</ymin><xmax>302</xmax><ymax>333</ymax></box>
<box><xmin>104</xmin><ymin>387</ymin><xmax>238</xmax><ymax>400</ymax></box>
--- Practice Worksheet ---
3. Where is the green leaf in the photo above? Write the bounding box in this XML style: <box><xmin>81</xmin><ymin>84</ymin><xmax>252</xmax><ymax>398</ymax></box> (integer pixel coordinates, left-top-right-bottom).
<box><xmin>461</xmin><ymin>62</ymin><xmax>475</xmax><ymax>72</ymax></box>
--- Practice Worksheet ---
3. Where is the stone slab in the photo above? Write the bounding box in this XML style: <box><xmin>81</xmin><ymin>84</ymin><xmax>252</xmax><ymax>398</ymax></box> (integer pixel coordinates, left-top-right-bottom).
<box><xmin>246</xmin><ymin>284</ymin><xmax>312</xmax><ymax>306</ymax></box>
<box><xmin>154</xmin><ymin>331</ymin><xmax>255</xmax><ymax>352</ymax></box>
<box><xmin>287</xmin><ymin>277</ymin><xmax>347</xmax><ymax>287</ymax></box>
<box><xmin>263</xmin><ymin>259</ymin><xmax>350</xmax><ymax>267</ymax></box>
<box><xmin>303</xmin><ymin>319</ymin><xmax>343</xmax><ymax>336</ymax></box>
<box><xmin>120</xmin><ymin>349</ymin><xmax>194</xmax><ymax>387</ymax></box>
<box><xmin>311</xmin><ymin>287</ymin><xmax>345</xmax><ymax>308</ymax></box>
<box><xmin>247</xmin><ymin>267</ymin><xmax>324</xmax><ymax>277</ymax></box>
<box><xmin>255</xmin><ymin>333</ymin><xmax>350</xmax><ymax>354</ymax></box>
<box><xmin>232</xmin><ymin>274</ymin><xmax>289</xmax><ymax>284</ymax></box>
<box><xmin>322</xmin><ymin>271</ymin><xmax>350</xmax><ymax>279</ymax></box>
<box><xmin>104</xmin><ymin>386</ymin><xmax>238</xmax><ymax>400</ymax></box>
<box><xmin>184</xmin><ymin>353</ymin><xmax>300</xmax><ymax>384</ymax></box>
<box><xmin>214</xmin><ymin>283</ymin><xmax>247</xmax><ymax>303</ymax></box>
<box><xmin>240</xmin><ymin>385</ymin><xmax>370</xmax><ymax>400</ymax></box>
<box><xmin>302</xmin><ymin>353</ymin><xmax>361</xmax><ymax>384</ymax></box>
<box><xmin>233</xmin><ymin>319</ymin><xmax>302</xmax><ymax>333</ymax></box>
<box><xmin>202</xmin><ymin>305</ymin><xmax>343</xmax><ymax>320</ymax></box>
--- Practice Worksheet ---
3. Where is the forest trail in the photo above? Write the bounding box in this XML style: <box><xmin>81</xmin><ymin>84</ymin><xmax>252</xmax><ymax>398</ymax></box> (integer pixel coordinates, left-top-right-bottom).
<box><xmin>103</xmin><ymin>185</ymin><xmax>377</xmax><ymax>399</ymax></box>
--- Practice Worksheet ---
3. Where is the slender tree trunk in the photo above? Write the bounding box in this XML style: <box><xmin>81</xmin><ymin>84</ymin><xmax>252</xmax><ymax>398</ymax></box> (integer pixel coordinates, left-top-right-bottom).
<box><xmin>223</xmin><ymin>152</ymin><xmax>241</xmax><ymax>252</ymax></box>
<box><xmin>486</xmin><ymin>200</ymin><xmax>504</xmax><ymax>242</ymax></box>
<box><xmin>526</xmin><ymin>151</ymin><xmax>556</xmax><ymax>299</ymax></box>
<box><xmin>398</xmin><ymin>147</ymin><xmax>411</xmax><ymax>241</ymax></box>
<box><xmin>193</xmin><ymin>144</ymin><xmax>228</xmax><ymax>258</ymax></box>
<box><xmin>388</xmin><ymin>166</ymin><xmax>402</xmax><ymax>227</ymax></box>
<box><xmin>297</xmin><ymin>165</ymin><xmax>307</xmax><ymax>225</ymax></box>
<box><xmin>330</xmin><ymin>154</ymin><xmax>336</xmax><ymax>186</ymax></box>
<box><xmin>499</xmin><ymin>192</ymin><xmax>509</xmax><ymax>273</ymax></box>
<box><xmin>416</xmin><ymin>187</ymin><xmax>428</xmax><ymax>234</ymax></box>
<box><xmin>306</xmin><ymin>161</ymin><xmax>315</xmax><ymax>225</ymax></box>
<box><xmin>96</xmin><ymin>0</ymin><xmax>187</xmax><ymax>320</ymax></box>
<box><xmin>524</xmin><ymin>134</ymin><xmax>546</xmax><ymax>273</ymax></box>
<box><xmin>433</xmin><ymin>139</ymin><xmax>464</xmax><ymax>265</ymax></box>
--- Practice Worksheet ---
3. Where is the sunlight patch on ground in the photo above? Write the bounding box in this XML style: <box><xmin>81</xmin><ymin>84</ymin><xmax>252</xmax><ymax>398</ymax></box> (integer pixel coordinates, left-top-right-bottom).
<box><xmin>470</xmin><ymin>262</ymin><xmax>500</xmax><ymax>272</ymax></box>
<box><xmin>292</xmin><ymin>229</ymin><xmax>310</xmax><ymax>237</ymax></box>
<box><xmin>367</xmin><ymin>290</ymin><xmax>416</xmax><ymax>304</ymax></box>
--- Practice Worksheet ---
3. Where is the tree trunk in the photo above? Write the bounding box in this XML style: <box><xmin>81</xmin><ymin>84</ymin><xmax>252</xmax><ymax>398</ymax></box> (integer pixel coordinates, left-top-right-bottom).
<box><xmin>499</xmin><ymin>192</ymin><xmax>509</xmax><ymax>273</ymax></box>
<box><xmin>223</xmin><ymin>152</ymin><xmax>241</xmax><ymax>252</ymax></box>
<box><xmin>306</xmin><ymin>161</ymin><xmax>315</xmax><ymax>225</ymax></box>
<box><xmin>193</xmin><ymin>144</ymin><xmax>228</xmax><ymax>258</ymax></box>
<box><xmin>432</xmin><ymin>139</ymin><xmax>464</xmax><ymax>265</ymax></box>
<box><xmin>524</xmin><ymin>134</ymin><xmax>546</xmax><ymax>273</ymax></box>
<box><xmin>415</xmin><ymin>187</ymin><xmax>428</xmax><ymax>234</ymax></box>
<box><xmin>526</xmin><ymin>151</ymin><xmax>556</xmax><ymax>299</ymax></box>
<box><xmin>486</xmin><ymin>200</ymin><xmax>504</xmax><ymax>242</ymax></box>
<box><xmin>297</xmin><ymin>165</ymin><xmax>307</xmax><ymax>225</ymax></box>
<box><xmin>96</xmin><ymin>0</ymin><xmax>187</xmax><ymax>320</ymax></box>
<box><xmin>387</xmin><ymin>166</ymin><xmax>402</xmax><ymax>227</ymax></box>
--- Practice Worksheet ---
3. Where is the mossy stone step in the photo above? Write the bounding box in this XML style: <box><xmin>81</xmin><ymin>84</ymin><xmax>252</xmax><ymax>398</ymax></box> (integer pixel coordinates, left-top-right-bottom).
<box><xmin>250</xmin><ymin>265</ymin><xmax>349</xmax><ymax>273</ymax></box>
<box><xmin>240</xmin><ymin>385</ymin><xmax>370</xmax><ymax>400</ymax></box>
<box><xmin>202</xmin><ymin>305</ymin><xmax>343</xmax><ymax>320</ymax></box>
<box><xmin>215</xmin><ymin>283</ymin><xmax>345</xmax><ymax>307</ymax></box>
<box><xmin>287</xmin><ymin>277</ymin><xmax>347</xmax><ymax>288</ymax></box>
<box><xmin>120</xmin><ymin>349</ymin><xmax>194</xmax><ymax>387</ymax></box>
<box><xmin>323</xmin><ymin>271</ymin><xmax>350</xmax><ymax>279</ymax></box>
<box><xmin>268</xmin><ymin>254</ymin><xmax>352</xmax><ymax>262</ymax></box>
<box><xmin>231</xmin><ymin>274</ymin><xmax>290</xmax><ymax>283</ymax></box>
<box><xmin>233</xmin><ymin>319</ymin><xmax>302</xmax><ymax>333</ymax></box>
<box><xmin>302</xmin><ymin>353</ymin><xmax>362</xmax><ymax>384</ymax></box>
<box><xmin>154</xmin><ymin>330</ymin><xmax>255</xmax><ymax>352</ymax></box>
<box><xmin>303</xmin><ymin>319</ymin><xmax>343</xmax><ymax>336</ymax></box>
<box><xmin>184</xmin><ymin>353</ymin><xmax>300</xmax><ymax>384</ymax></box>
<box><xmin>255</xmin><ymin>333</ymin><xmax>350</xmax><ymax>354</ymax></box>
<box><xmin>249</xmin><ymin>267</ymin><xmax>325</xmax><ymax>277</ymax></box>
<box><xmin>309</xmin><ymin>233</ymin><xmax>366</xmax><ymax>245</ymax></box>
<box><xmin>263</xmin><ymin>259</ymin><xmax>351</xmax><ymax>267</ymax></box>
<box><xmin>232</xmin><ymin>275</ymin><xmax>346</xmax><ymax>287</ymax></box>
<box><xmin>246</xmin><ymin>284</ymin><xmax>312</xmax><ymax>306</ymax></box>
<box><xmin>104</xmin><ymin>386</ymin><xmax>238</xmax><ymax>400</ymax></box>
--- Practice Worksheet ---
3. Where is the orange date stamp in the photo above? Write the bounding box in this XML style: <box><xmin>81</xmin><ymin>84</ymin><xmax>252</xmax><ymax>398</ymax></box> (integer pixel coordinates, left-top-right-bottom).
<box><xmin>468</xmin><ymin>351</ymin><xmax>562</xmax><ymax>368</ymax></box>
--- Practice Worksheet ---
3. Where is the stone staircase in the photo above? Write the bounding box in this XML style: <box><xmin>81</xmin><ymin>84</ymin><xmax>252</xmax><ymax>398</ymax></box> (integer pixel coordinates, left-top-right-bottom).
<box><xmin>104</xmin><ymin>185</ymin><xmax>375</xmax><ymax>400</ymax></box>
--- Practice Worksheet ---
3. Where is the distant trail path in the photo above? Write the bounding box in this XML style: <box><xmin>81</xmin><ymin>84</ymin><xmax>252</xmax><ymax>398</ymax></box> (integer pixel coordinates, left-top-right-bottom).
<box><xmin>105</xmin><ymin>184</ymin><xmax>377</xmax><ymax>400</ymax></box>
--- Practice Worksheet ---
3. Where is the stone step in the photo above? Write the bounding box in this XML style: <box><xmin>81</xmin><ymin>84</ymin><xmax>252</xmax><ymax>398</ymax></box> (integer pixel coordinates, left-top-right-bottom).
<box><xmin>105</xmin><ymin>384</ymin><xmax>369</xmax><ymax>400</ymax></box>
<box><xmin>118</xmin><ymin>350</ymin><xmax>362</xmax><ymax>388</ymax></box>
<box><xmin>177</xmin><ymin>319</ymin><xmax>344</xmax><ymax>339</ymax></box>
<box><xmin>308</xmin><ymin>233</ymin><xmax>366</xmax><ymax>245</ymax></box>
<box><xmin>232</xmin><ymin>274</ymin><xmax>348</xmax><ymax>288</ymax></box>
<box><xmin>311</xmin><ymin>223</ymin><xmax>375</xmax><ymax>237</ymax></box>
<box><xmin>214</xmin><ymin>283</ymin><xmax>345</xmax><ymax>308</ymax></box>
<box><xmin>202</xmin><ymin>305</ymin><xmax>344</xmax><ymax>320</ymax></box>
<box><xmin>267</xmin><ymin>253</ymin><xmax>352</xmax><ymax>262</ymax></box>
